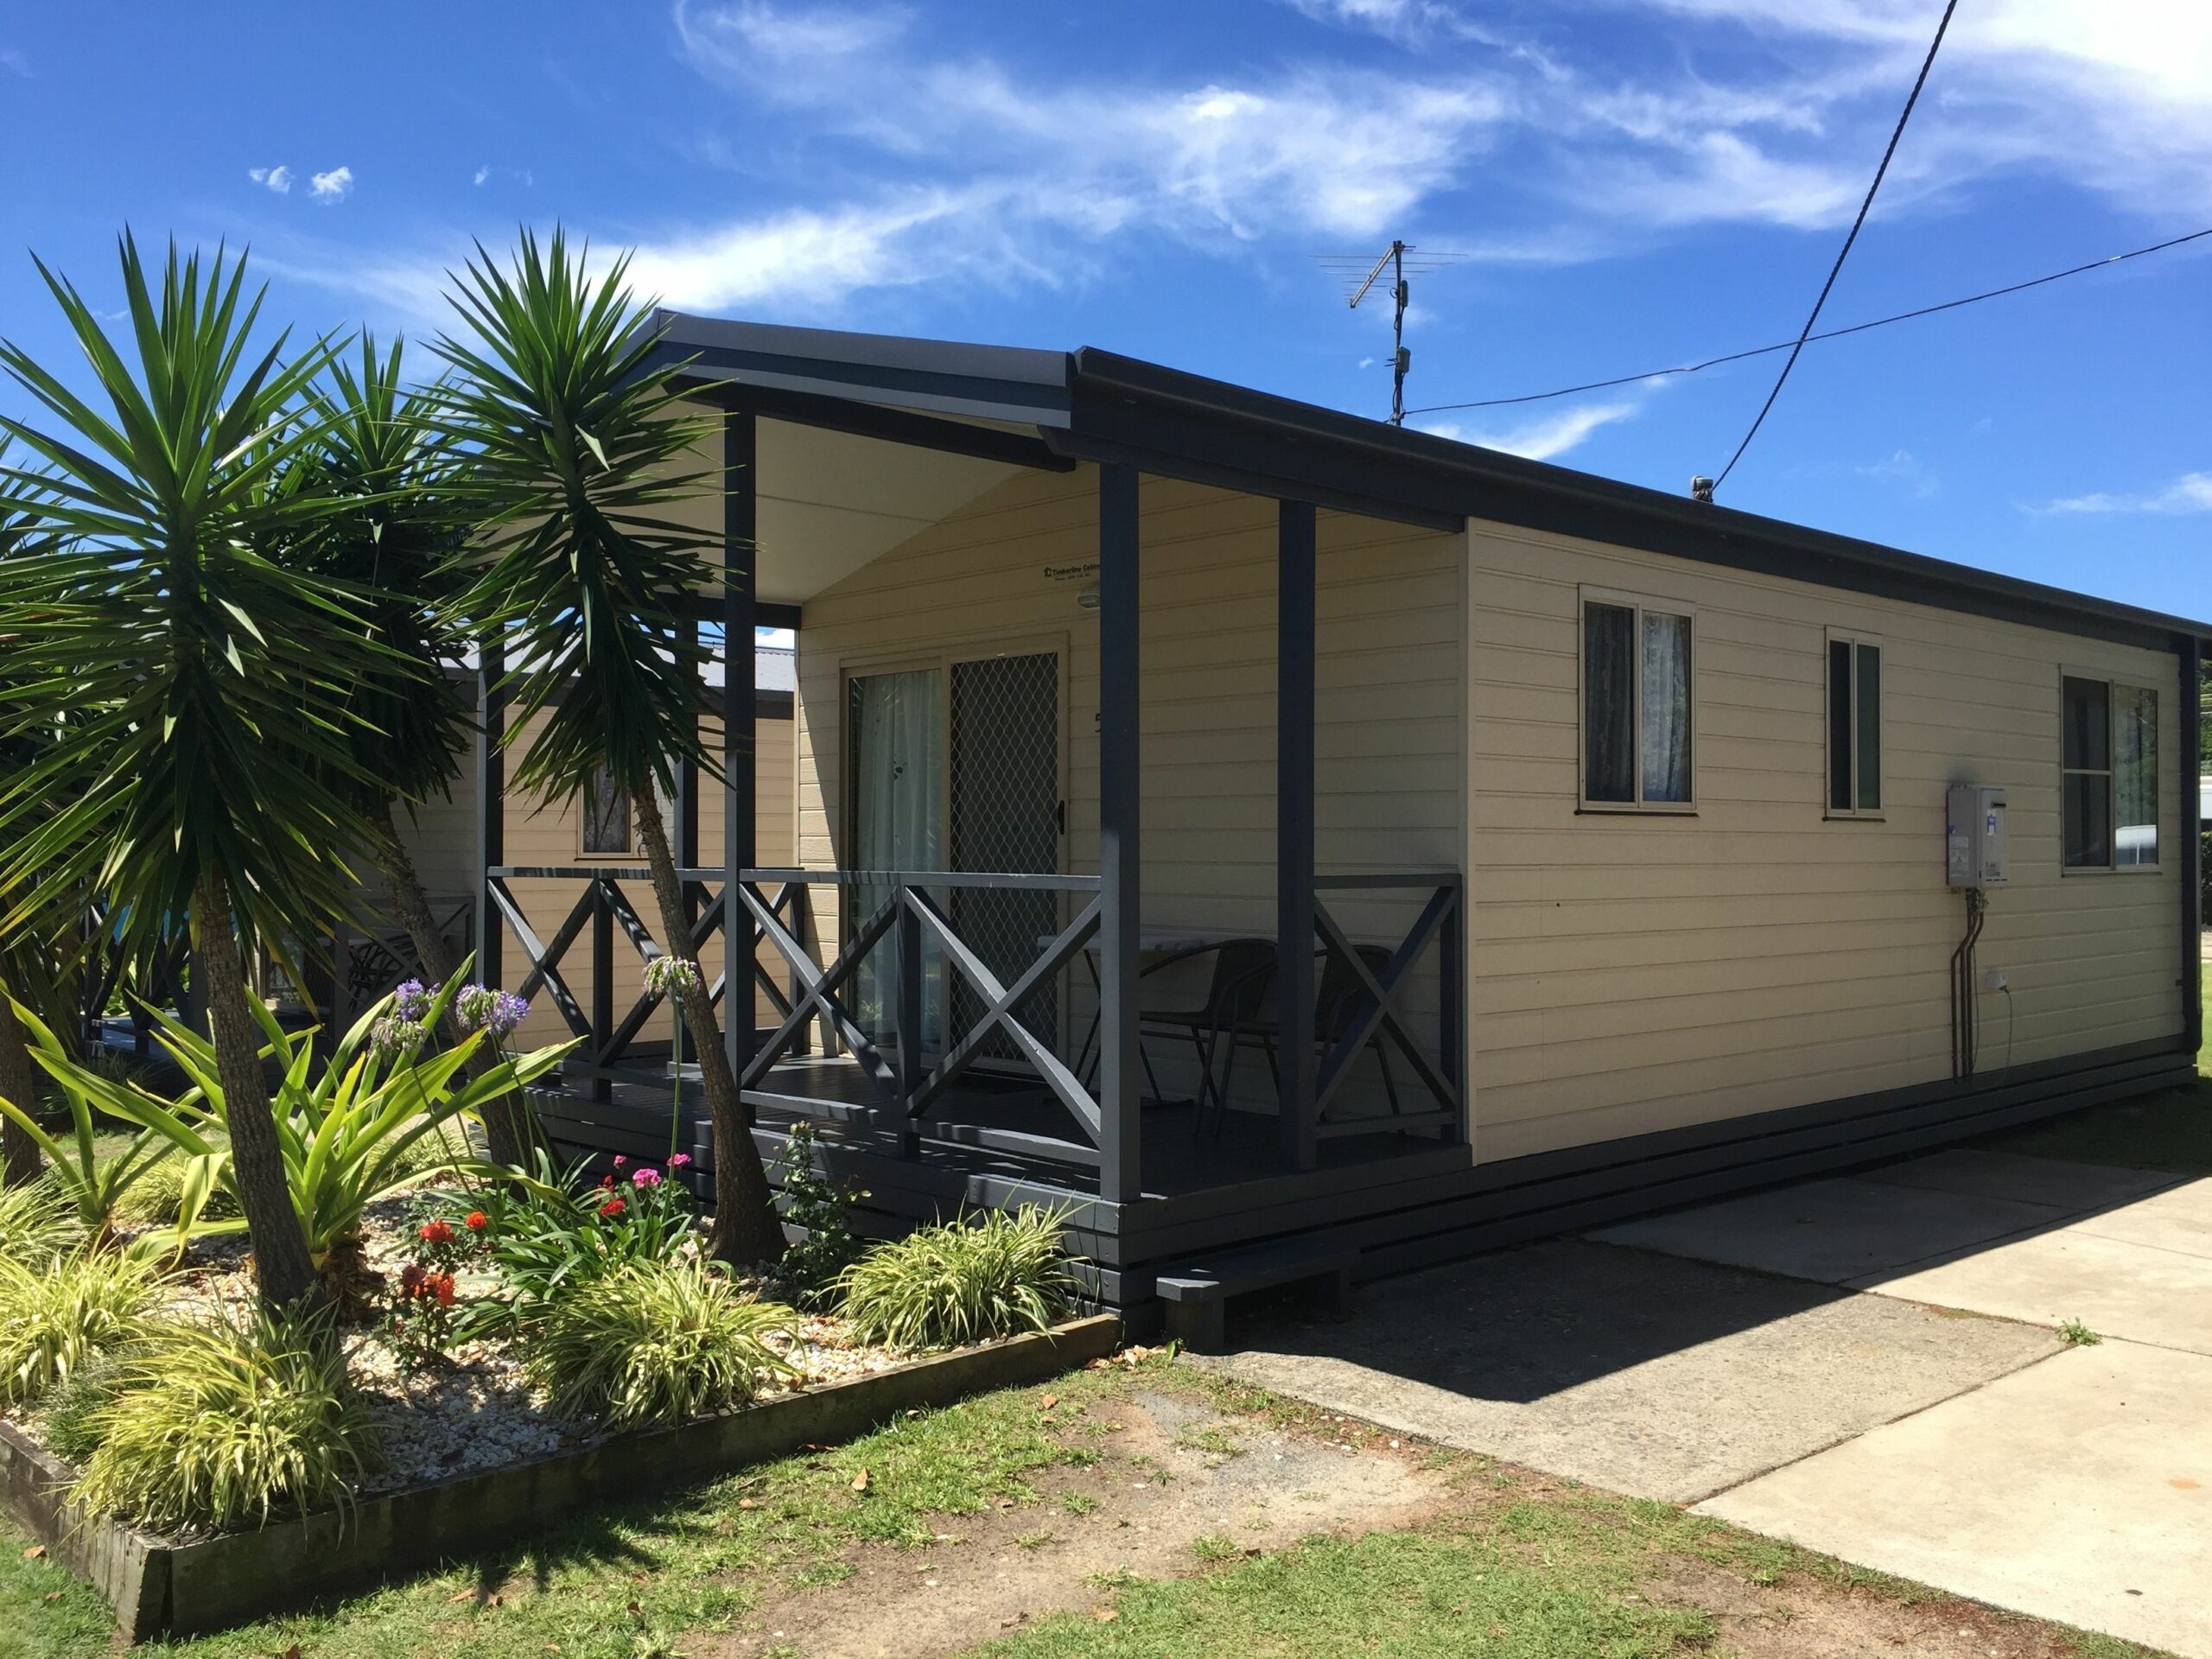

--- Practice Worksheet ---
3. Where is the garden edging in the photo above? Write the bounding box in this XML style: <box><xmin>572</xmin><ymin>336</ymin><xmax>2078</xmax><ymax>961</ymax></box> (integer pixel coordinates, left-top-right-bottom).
<box><xmin>1</xmin><ymin>1312</ymin><xmax>1122</xmax><ymax>1643</ymax></box>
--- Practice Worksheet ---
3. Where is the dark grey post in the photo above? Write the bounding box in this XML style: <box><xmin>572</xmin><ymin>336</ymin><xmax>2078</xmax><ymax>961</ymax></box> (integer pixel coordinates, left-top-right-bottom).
<box><xmin>897</xmin><ymin>887</ymin><xmax>922</xmax><ymax>1155</ymax></box>
<box><xmin>723</xmin><ymin>408</ymin><xmax>758</xmax><ymax>1084</ymax></box>
<box><xmin>590</xmin><ymin>880</ymin><xmax>613</xmax><ymax>1104</ymax></box>
<box><xmin>674</xmin><ymin>608</ymin><xmax>700</xmax><ymax>1090</ymax></box>
<box><xmin>475</xmin><ymin>635</ymin><xmax>505</xmax><ymax>995</ymax></box>
<box><xmin>2182</xmin><ymin>639</ymin><xmax>2202</xmax><ymax>1059</ymax></box>
<box><xmin>1276</xmin><ymin>499</ymin><xmax>1319</xmax><ymax>1173</ymax></box>
<box><xmin>1098</xmin><ymin>462</ymin><xmax>1143</xmax><ymax>1203</ymax></box>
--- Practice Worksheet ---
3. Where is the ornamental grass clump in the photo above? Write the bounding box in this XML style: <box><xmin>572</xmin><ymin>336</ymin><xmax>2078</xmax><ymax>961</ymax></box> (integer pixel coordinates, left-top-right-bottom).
<box><xmin>835</xmin><ymin>1206</ymin><xmax>1077</xmax><ymax>1352</ymax></box>
<box><xmin>0</xmin><ymin>1244</ymin><xmax>167</xmax><ymax>1403</ymax></box>
<box><xmin>525</xmin><ymin>1259</ymin><xmax>799</xmax><ymax>1429</ymax></box>
<box><xmin>73</xmin><ymin>1308</ymin><xmax>381</xmax><ymax>1535</ymax></box>
<box><xmin>0</xmin><ymin>1175</ymin><xmax>81</xmax><ymax>1269</ymax></box>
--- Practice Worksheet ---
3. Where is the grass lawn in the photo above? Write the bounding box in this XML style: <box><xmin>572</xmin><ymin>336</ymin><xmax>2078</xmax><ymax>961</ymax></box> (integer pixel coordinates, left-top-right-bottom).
<box><xmin>0</xmin><ymin>1354</ymin><xmax>2166</xmax><ymax>1659</ymax></box>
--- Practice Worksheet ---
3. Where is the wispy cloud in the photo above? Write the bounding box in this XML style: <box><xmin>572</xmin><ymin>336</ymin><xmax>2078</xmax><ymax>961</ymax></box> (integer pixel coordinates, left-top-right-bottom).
<box><xmin>248</xmin><ymin>164</ymin><xmax>294</xmax><ymax>195</ymax></box>
<box><xmin>0</xmin><ymin>46</ymin><xmax>29</xmax><ymax>77</ymax></box>
<box><xmin>2037</xmin><ymin>472</ymin><xmax>2212</xmax><ymax>517</ymax></box>
<box><xmin>1420</xmin><ymin>398</ymin><xmax>1646</xmax><ymax>461</ymax></box>
<box><xmin>308</xmin><ymin>165</ymin><xmax>354</xmax><ymax>204</ymax></box>
<box><xmin>474</xmin><ymin>163</ymin><xmax>536</xmax><ymax>188</ymax></box>
<box><xmin>1854</xmin><ymin>447</ymin><xmax>1936</xmax><ymax>499</ymax></box>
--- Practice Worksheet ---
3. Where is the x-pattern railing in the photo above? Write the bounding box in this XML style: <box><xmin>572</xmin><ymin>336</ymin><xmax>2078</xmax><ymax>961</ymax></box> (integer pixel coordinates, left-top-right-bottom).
<box><xmin>740</xmin><ymin>868</ymin><xmax>1108</xmax><ymax>1166</ymax></box>
<box><xmin>485</xmin><ymin>865</ymin><xmax>812</xmax><ymax>1095</ymax></box>
<box><xmin>1306</xmin><ymin>873</ymin><xmax>1464</xmax><ymax>1139</ymax></box>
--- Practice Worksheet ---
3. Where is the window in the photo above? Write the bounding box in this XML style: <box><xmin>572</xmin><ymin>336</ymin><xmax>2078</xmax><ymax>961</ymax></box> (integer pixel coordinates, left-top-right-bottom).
<box><xmin>582</xmin><ymin>764</ymin><xmax>632</xmax><ymax>855</ymax></box>
<box><xmin>1826</xmin><ymin>631</ymin><xmax>1883</xmax><ymax>816</ymax></box>
<box><xmin>1581</xmin><ymin>591</ymin><xmax>1694</xmax><ymax>809</ymax></box>
<box><xmin>2061</xmin><ymin>674</ymin><xmax>2158</xmax><ymax>870</ymax></box>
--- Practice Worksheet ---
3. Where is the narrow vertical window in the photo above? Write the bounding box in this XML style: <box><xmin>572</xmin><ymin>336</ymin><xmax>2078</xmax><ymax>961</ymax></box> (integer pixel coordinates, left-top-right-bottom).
<box><xmin>1581</xmin><ymin>591</ymin><xmax>1694</xmax><ymax>810</ymax></box>
<box><xmin>1826</xmin><ymin>631</ymin><xmax>1884</xmax><ymax>816</ymax></box>
<box><xmin>2061</xmin><ymin>676</ymin><xmax>2112</xmax><ymax>868</ymax></box>
<box><xmin>582</xmin><ymin>764</ymin><xmax>632</xmax><ymax>855</ymax></box>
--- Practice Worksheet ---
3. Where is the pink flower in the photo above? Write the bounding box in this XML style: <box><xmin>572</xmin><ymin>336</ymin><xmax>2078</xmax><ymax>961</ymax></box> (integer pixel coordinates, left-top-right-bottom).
<box><xmin>632</xmin><ymin>1166</ymin><xmax>662</xmax><ymax>1189</ymax></box>
<box><xmin>668</xmin><ymin>1153</ymin><xmax>691</xmax><ymax>1169</ymax></box>
<box><xmin>612</xmin><ymin>1156</ymin><xmax>626</xmax><ymax>1170</ymax></box>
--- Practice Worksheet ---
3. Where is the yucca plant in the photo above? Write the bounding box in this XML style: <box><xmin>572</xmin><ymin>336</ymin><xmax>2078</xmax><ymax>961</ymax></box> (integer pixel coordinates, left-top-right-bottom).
<box><xmin>0</xmin><ymin>236</ymin><xmax>386</xmax><ymax>1308</ymax></box>
<box><xmin>0</xmin><ymin>1243</ymin><xmax>168</xmax><ymax>1402</ymax></box>
<box><xmin>0</xmin><ymin>1173</ymin><xmax>84</xmax><ymax>1268</ymax></box>
<box><xmin>433</xmin><ymin>230</ymin><xmax>783</xmax><ymax>1266</ymax></box>
<box><xmin>835</xmin><ymin>1207</ymin><xmax>1077</xmax><ymax>1352</ymax></box>
<box><xmin>525</xmin><ymin>1258</ymin><xmax>800</xmax><ymax>1429</ymax></box>
<box><xmin>73</xmin><ymin>1306</ymin><xmax>381</xmax><ymax>1534</ymax></box>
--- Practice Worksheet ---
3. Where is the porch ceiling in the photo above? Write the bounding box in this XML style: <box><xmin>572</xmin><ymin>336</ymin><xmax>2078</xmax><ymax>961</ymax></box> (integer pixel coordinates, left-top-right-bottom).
<box><xmin>747</xmin><ymin>417</ymin><xmax>1025</xmax><ymax>607</ymax></box>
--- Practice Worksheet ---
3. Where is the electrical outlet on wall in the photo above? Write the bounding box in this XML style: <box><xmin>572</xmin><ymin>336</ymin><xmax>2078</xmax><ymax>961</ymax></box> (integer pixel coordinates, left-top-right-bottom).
<box><xmin>1984</xmin><ymin>969</ymin><xmax>2008</xmax><ymax>992</ymax></box>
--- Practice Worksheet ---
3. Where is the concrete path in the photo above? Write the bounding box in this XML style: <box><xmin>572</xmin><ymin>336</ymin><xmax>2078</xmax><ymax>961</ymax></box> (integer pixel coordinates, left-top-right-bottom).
<box><xmin>1214</xmin><ymin>1147</ymin><xmax>2212</xmax><ymax>1656</ymax></box>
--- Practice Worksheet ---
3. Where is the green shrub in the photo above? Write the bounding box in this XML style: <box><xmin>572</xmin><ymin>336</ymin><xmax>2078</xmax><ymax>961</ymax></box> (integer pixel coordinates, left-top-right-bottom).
<box><xmin>0</xmin><ymin>1245</ymin><xmax>167</xmax><ymax>1402</ymax></box>
<box><xmin>773</xmin><ymin>1118</ymin><xmax>867</xmax><ymax>1308</ymax></box>
<box><xmin>73</xmin><ymin>1308</ymin><xmax>381</xmax><ymax>1535</ymax></box>
<box><xmin>0</xmin><ymin>1174</ymin><xmax>82</xmax><ymax>1268</ymax></box>
<box><xmin>452</xmin><ymin>1150</ymin><xmax>701</xmax><ymax>1339</ymax></box>
<box><xmin>835</xmin><ymin>1206</ymin><xmax>1077</xmax><ymax>1352</ymax></box>
<box><xmin>525</xmin><ymin>1259</ymin><xmax>799</xmax><ymax>1429</ymax></box>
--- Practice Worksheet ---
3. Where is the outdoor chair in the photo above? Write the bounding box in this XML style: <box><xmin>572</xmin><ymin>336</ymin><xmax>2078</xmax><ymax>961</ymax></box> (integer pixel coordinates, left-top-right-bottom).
<box><xmin>1202</xmin><ymin>942</ymin><xmax>1405</xmax><ymax>1140</ymax></box>
<box><xmin>1136</xmin><ymin>938</ymin><xmax>1277</xmax><ymax>1128</ymax></box>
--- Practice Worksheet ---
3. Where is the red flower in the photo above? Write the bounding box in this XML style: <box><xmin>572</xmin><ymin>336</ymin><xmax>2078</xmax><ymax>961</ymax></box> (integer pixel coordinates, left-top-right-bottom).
<box><xmin>465</xmin><ymin>1211</ymin><xmax>488</xmax><ymax>1232</ymax></box>
<box><xmin>600</xmin><ymin>1174</ymin><xmax>616</xmax><ymax>1190</ymax></box>
<box><xmin>429</xmin><ymin>1273</ymin><xmax>456</xmax><ymax>1308</ymax></box>
<box><xmin>399</xmin><ymin>1263</ymin><xmax>427</xmax><ymax>1294</ymax></box>
<box><xmin>419</xmin><ymin>1218</ymin><xmax>454</xmax><ymax>1245</ymax></box>
<box><xmin>599</xmin><ymin>1197</ymin><xmax>626</xmax><ymax>1219</ymax></box>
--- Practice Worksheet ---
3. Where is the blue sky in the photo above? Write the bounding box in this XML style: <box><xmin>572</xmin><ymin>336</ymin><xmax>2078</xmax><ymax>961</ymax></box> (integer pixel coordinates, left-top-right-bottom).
<box><xmin>1</xmin><ymin>0</ymin><xmax>2206</xmax><ymax>614</ymax></box>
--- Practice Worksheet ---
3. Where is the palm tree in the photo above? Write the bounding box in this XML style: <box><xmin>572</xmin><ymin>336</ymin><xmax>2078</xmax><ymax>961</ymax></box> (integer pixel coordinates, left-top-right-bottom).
<box><xmin>296</xmin><ymin>338</ymin><xmax>537</xmax><ymax>1168</ymax></box>
<box><xmin>432</xmin><ymin>230</ymin><xmax>783</xmax><ymax>1264</ymax></box>
<box><xmin>0</xmin><ymin>237</ymin><xmax>378</xmax><ymax>1306</ymax></box>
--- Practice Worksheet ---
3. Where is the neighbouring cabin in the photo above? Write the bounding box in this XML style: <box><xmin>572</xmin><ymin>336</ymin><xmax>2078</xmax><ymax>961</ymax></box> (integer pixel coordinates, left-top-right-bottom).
<box><xmin>462</xmin><ymin>315</ymin><xmax>2202</xmax><ymax>1322</ymax></box>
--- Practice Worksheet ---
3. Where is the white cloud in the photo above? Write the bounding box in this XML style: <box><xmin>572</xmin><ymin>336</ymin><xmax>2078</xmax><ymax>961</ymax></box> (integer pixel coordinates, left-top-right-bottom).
<box><xmin>2039</xmin><ymin>472</ymin><xmax>2212</xmax><ymax>517</ymax></box>
<box><xmin>309</xmin><ymin>166</ymin><xmax>354</xmax><ymax>204</ymax></box>
<box><xmin>473</xmin><ymin>164</ymin><xmax>491</xmax><ymax>187</ymax></box>
<box><xmin>248</xmin><ymin>164</ymin><xmax>294</xmax><ymax>194</ymax></box>
<box><xmin>0</xmin><ymin>47</ymin><xmax>29</xmax><ymax>77</ymax></box>
<box><xmin>1420</xmin><ymin>398</ymin><xmax>1645</xmax><ymax>461</ymax></box>
<box><xmin>473</xmin><ymin>163</ymin><xmax>536</xmax><ymax>188</ymax></box>
<box><xmin>1853</xmin><ymin>447</ymin><xmax>1936</xmax><ymax>498</ymax></box>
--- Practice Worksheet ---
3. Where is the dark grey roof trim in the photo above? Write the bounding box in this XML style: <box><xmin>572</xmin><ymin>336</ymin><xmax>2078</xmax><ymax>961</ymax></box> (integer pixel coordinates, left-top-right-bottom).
<box><xmin>1070</xmin><ymin>347</ymin><xmax>2212</xmax><ymax>654</ymax></box>
<box><xmin>645</xmin><ymin>312</ymin><xmax>1071</xmax><ymax>428</ymax></box>
<box><xmin>636</xmin><ymin>312</ymin><xmax>2209</xmax><ymax>655</ymax></box>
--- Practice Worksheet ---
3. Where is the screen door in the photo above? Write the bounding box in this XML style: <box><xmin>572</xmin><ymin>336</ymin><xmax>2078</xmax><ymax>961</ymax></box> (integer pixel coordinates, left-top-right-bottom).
<box><xmin>950</xmin><ymin>652</ymin><xmax>1061</xmax><ymax>1059</ymax></box>
<box><xmin>849</xmin><ymin>667</ymin><xmax>943</xmax><ymax>1047</ymax></box>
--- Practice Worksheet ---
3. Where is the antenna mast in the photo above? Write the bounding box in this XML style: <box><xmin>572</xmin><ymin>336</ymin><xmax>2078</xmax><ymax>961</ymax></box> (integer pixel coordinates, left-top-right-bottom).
<box><xmin>1350</xmin><ymin>239</ymin><xmax>1412</xmax><ymax>424</ymax></box>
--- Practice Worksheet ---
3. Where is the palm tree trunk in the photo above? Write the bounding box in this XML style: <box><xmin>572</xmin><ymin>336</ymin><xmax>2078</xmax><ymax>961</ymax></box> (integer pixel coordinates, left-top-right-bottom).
<box><xmin>0</xmin><ymin>994</ymin><xmax>38</xmax><ymax>1186</ymax></box>
<box><xmin>372</xmin><ymin>803</ymin><xmax>533</xmax><ymax>1169</ymax></box>
<box><xmin>193</xmin><ymin>871</ymin><xmax>321</xmax><ymax>1310</ymax></box>
<box><xmin>630</xmin><ymin>788</ymin><xmax>784</xmax><ymax>1265</ymax></box>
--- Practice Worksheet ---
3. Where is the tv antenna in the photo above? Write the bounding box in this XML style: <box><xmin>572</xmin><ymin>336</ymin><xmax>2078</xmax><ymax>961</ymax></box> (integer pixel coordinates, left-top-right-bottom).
<box><xmin>1315</xmin><ymin>240</ymin><xmax>1455</xmax><ymax>424</ymax></box>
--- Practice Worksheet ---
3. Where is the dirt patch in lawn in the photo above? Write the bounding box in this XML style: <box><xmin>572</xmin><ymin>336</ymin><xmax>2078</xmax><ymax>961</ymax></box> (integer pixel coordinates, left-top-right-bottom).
<box><xmin>1641</xmin><ymin>1555</ymin><xmax>2139</xmax><ymax>1658</ymax></box>
<box><xmin>705</xmin><ymin>1388</ymin><xmax>1452</xmax><ymax>1659</ymax></box>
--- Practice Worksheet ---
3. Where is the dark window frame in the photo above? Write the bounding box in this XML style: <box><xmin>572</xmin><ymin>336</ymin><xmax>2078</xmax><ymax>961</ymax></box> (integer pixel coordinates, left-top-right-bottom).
<box><xmin>1824</xmin><ymin>628</ymin><xmax>1885</xmax><ymax>819</ymax></box>
<box><xmin>1577</xmin><ymin>586</ymin><xmax>1698</xmax><ymax>814</ymax></box>
<box><xmin>2059</xmin><ymin>669</ymin><xmax>2159</xmax><ymax>874</ymax></box>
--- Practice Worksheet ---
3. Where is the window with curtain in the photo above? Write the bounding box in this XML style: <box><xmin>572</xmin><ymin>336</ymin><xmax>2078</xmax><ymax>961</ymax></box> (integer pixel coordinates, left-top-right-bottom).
<box><xmin>1826</xmin><ymin>632</ymin><xmax>1884</xmax><ymax>816</ymax></box>
<box><xmin>2063</xmin><ymin>674</ymin><xmax>2158</xmax><ymax>871</ymax></box>
<box><xmin>582</xmin><ymin>764</ymin><xmax>632</xmax><ymax>855</ymax></box>
<box><xmin>1581</xmin><ymin>592</ymin><xmax>1694</xmax><ymax>809</ymax></box>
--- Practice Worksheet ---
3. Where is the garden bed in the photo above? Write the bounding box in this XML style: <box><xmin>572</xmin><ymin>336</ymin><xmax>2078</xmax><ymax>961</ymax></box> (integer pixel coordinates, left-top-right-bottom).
<box><xmin>0</xmin><ymin>1312</ymin><xmax>1120</xmax><ymax>1641</ymax></box>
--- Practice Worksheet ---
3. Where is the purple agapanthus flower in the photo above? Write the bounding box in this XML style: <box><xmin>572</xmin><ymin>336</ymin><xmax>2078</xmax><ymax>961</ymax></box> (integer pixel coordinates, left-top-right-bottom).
<box><xmin>370</xmin><ymin>1014</ymin><xmax>427</xmax><ymax>1061</ymax></box>
<box><xmin>392</xmin><ymin>978</ymin><xmax>432</xmax><ymax>1022</ymax></box>
<box><xmin>643</xmin><ymin>956</ymin><xmax>701</xmax><ymax>998</ymax></box>
<box><xmin>454</xmin><ymin>983</ymin><xmax>530</xmax><ymax>1039</ymax></box>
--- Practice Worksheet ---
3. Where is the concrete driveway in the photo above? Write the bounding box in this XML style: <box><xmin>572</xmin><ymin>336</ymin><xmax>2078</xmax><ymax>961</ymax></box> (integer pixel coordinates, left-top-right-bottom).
<box><xmin>1213</xmin><ymin>1146</ymin><xmax>2212</xmax><ymax>1657</ymax></box>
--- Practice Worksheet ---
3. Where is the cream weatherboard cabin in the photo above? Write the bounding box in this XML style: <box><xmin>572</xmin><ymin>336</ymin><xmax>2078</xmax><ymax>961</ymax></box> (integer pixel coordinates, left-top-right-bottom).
<box><xmin>456</xmin><ymin>316</ymin><xmax>2202</xmax><ymax>1324</ymax></box>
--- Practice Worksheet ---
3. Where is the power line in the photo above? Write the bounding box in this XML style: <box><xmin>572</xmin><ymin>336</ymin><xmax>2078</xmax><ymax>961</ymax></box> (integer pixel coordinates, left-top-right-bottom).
<box><xmin>1403</xmin><ymin>226</ymin><xmax>2212</xmax><ymax>417</ymax></box>
<box><xmin>1707</xmin><ymin>0</ymin><xmax>1959</xmax><ymax>498</ymax></box>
